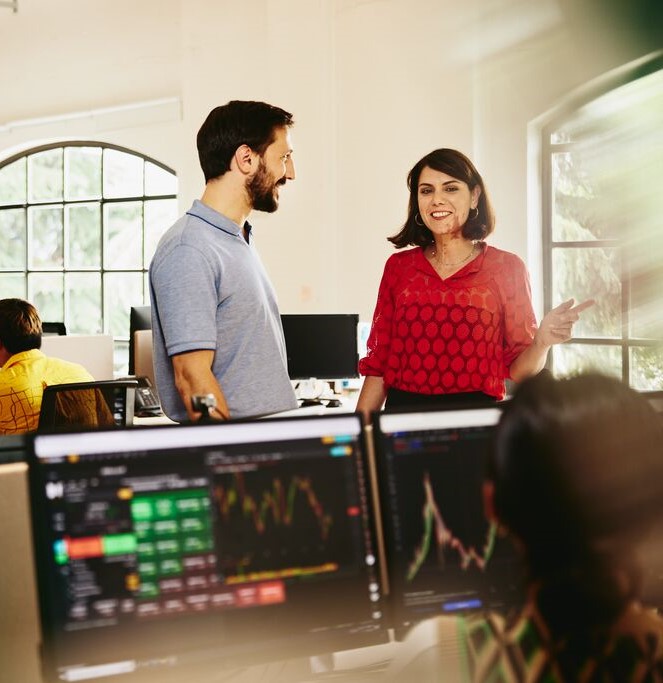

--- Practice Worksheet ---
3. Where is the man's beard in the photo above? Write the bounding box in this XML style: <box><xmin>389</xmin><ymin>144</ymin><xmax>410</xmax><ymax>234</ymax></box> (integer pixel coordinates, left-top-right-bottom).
<box><xmin>247</xmin><ymin>159</ymin><xmax>285</xmax><ymax>213</ymax></box>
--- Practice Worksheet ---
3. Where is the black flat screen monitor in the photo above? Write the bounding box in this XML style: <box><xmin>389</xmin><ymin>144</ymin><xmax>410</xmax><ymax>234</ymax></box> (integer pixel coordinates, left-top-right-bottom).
<box><xmin>38</xmin><ymin>380</ymin><xmax>138</xmax><ymax>432</ymax></box>
<box><xmin>372</xmin><ymin>405</ymin><xmax>524</xmax><ymax>636</ymax></box>
<box><xmin>129</xmin><ymin>306</ymin><xmax>152</xmax><ymax>375</ymax></box>
<box><xmin>42</xmin><ymin>322</ymin><xmax>67</xmax><ymax>335</ymax></box>
<box><xmin>281</xmin><ymin>314</ymin><xmax>359</xmax><ymax>380</ymax></box>
<box><xmin>27</xmin><ymin>413</ymin><xmax>386</xmax><ymax>683</ymax></box>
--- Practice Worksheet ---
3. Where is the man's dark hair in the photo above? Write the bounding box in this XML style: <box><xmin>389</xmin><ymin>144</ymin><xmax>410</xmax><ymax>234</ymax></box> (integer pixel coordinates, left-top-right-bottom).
<box><xmin>0</xmin><ymin>298</ymin><xmax>42</xmax><ymax>354</ymax></box>
<box><xmin>197</xmin><ymin>100</ymin><xmax>294</xmax><ymax>183</ymax></box>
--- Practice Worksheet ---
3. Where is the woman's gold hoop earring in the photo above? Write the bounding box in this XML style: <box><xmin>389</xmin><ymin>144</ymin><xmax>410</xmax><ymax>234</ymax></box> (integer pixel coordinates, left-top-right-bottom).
<box><xmin>469</xmin><ymin>207</ymin><xmax>479</xmax><ymax>220</ymax></box>
<box><xmin>414</xmin><ymin>213</ymin><xmax>425</xmax><ymax>226</ymax></box>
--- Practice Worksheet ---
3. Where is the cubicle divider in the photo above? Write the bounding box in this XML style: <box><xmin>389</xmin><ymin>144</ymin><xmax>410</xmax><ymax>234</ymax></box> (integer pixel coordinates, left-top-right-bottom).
<box><xmin>40</xmin><ymin>334</ymin><xmax>115</xmax><ymax>381</ymax></box>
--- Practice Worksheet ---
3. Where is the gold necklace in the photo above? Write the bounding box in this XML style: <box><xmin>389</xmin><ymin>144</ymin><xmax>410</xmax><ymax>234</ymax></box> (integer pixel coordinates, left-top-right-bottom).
<box><xmin>431</xmin><ymin>242</ymin><xmax>477</xmax><ymax>267</ymax></box>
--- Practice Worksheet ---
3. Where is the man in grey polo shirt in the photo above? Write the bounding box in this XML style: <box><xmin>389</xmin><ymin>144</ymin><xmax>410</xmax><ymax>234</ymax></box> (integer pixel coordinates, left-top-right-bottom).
<box><xmin>149</xmin><ymin>100</ymin><xmax>298</xmax><ymax>422</ymax></box>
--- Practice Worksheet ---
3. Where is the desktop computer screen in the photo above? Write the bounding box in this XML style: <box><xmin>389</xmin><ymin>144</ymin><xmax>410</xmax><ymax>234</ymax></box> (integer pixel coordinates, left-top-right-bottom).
<box><xmin>372</xmin><ymin>406</ymin><xmax>524</xmax><ymax>635</ymax></box>
<box><xmin>128</xmin><ymin>306</ymin><xmax>152</xmax><ymax>376</ymax></box>
<box><xmin>27</xmin><ymin>413</ymin><xmax>386</xmax><ymax>683</ymax></box>
<box><xmin>281</xmin><ymin>314</ymin><xmax>359</xmax><ymax>380</ymax></box>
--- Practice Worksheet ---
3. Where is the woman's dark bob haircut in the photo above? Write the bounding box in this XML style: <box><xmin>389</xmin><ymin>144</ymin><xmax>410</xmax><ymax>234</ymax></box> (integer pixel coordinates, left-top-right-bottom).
<box><xmin>488</xmin><ymin>371</ymin><xmax>663</xmax><ymax>578</ymax></box>
<box><xmin>389</xmin><ymin>148</ymin><xmax>495</xmax><ymax>249</ymax></box>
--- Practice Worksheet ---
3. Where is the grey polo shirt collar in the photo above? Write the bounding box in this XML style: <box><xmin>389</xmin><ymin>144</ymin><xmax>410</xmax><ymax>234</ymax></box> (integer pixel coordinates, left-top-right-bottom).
<box><xmin>186</xmin><ymin>199</ymin><xmax>252</xmax><ymax>241</ymax></box>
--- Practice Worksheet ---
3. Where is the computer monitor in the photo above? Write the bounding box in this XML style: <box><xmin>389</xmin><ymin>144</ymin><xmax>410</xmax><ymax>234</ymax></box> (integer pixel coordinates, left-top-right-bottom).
<box><xmin>0</xmin><ymin>434</ymin><xmax>26</xmax><ymax>464</ymax></box>
<box><xmin>38</xmin><ymin>380</ymin><xmax>138</xmax><ymax>432</ymax></box>
<box><xmin>129</xmin><ymin>306</ymin><xmax>152</xmax><ymax>375</ymax></box>
<box><xmin>280</xmin><ymin>314</ymin><xmax>359</xmax><ymax>381</ymax></box>
<box><xmin>27</xmin><ymin>413</ymin><xmax>386</xmax><ymax>683</ymax></box>
<box><xmin>42</xmin><ymin>322</ymin><xmax>67</xmax><ymax>336</ymax></box>
<box><xmin>372</xmin><ymin>405</ymin><xmax>524</xmax><ymax>636</ymax></box>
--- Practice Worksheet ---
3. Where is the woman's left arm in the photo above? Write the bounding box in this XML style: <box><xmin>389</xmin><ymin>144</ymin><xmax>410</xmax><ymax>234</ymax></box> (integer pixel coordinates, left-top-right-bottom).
<box><xmin>510</xmin><ymin>298</ymin><xmax>595</xmax><ymax>382</ymax></box>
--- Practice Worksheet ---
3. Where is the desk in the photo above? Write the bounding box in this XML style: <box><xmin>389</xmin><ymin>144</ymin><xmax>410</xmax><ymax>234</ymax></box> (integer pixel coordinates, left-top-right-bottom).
<box><xmin>133</xmin><ymin>393</ymin><xmax>358</xmax><ymax>425</ymax></box>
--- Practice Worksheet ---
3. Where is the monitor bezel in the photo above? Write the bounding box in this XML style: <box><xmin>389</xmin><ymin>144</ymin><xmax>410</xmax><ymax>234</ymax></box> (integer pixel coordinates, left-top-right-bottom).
<box><xmin>128</xmin><ymin>306</ymin><xmax>152</xmax><ymax>376</ymax></box>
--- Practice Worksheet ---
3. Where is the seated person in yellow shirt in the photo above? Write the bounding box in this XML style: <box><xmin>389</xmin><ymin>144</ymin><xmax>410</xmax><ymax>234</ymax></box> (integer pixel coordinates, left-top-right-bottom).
<box><xmin>0</xmin><ymin>298</ymin><xmax>93</xmax><ymax>435</ymax></box>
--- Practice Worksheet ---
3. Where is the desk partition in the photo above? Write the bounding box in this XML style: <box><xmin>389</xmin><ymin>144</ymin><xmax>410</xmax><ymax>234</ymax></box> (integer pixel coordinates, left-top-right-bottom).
<box><xmin>41</xmin><ymin>334</ymin><xmax>115</xmax><ymax>381</ymax></box>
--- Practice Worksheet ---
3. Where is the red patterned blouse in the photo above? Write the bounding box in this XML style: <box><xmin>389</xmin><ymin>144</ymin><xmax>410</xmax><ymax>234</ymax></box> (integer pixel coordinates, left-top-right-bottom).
<box><xmin>358</xmin><ymin>244</ymin><xmax>537</xmax><ymax>400</ymax></box>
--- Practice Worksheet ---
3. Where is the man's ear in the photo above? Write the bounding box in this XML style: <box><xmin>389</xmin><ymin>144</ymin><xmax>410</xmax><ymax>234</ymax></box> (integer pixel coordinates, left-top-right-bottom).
<box><xmin>233</xmin><ymin>144</ymin><xmax>257</xmax><ymax>175</ymax></box>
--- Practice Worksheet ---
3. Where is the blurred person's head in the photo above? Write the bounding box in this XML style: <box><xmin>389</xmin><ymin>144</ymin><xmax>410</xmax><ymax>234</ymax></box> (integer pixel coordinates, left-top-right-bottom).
<box><xmin>0</xmin><ymin>298</ymin><xmax>42</xmax><ymax>363</ymax></box>
<box><xmin>485</xmin><ymin>371</ymin><xmax>663</xmax><ymax>630</ymax></box>
<box><xmin>389</xmin><ymin>148</ymin><xmax>495</xmax><ymax>249</ymax></box>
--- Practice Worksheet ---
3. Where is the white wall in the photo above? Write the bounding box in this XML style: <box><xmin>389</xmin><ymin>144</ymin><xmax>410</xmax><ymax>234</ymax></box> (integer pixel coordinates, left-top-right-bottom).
<box><xmin>1</xmin><ymin>0</ymin><xmax>658</xmax><ymax>321</ymax></box>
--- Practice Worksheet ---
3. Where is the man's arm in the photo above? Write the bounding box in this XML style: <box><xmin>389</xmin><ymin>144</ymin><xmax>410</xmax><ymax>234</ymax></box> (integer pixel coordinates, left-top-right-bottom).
<box><xmin>171</xmin><ymin>350</ymin><xmax>230</xmax><ymax>421</ymax></box>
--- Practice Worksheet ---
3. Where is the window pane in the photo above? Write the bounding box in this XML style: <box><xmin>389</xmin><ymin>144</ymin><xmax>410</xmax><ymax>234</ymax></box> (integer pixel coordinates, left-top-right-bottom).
<box><xmin>114</xmin><ymin>340</ymin><xmax>129</xmax><ymax>377</ymax></box>
<box><xmin>66</xmin><ymin>204</ymin><xmax>101</xmax><ymax>268</ymax></box>
<box><xmin>28</xmin><ymin>273</ymin><xmax>64</xmax><ymax>321</ymax></box>
<box><xmin>0</xmin><ymin>274</ymin><xmax>26</xmax><ymax>298</ymax></box>
<box><xmin>551</xmin><ymin>150</ymin><xmax>622</xmax><ymax>242</ymax></box>
<box><xmin>104</xmin><ymin>202</ymin><xmax>143</xmax><ymax>270</ymax></box>
<box><xmin>629</xmin><ymin>263</ymin><xmax>663</xmax><ymax>339</ymax></box>
<box><xmin>144</xmin><ymin>199</ymin><xmax>177</xmax><ymax>267</ymax></box>
<box><xmin>103</xmin><ymin>149</ymin><xmax>143</xmax><ymax>198</ymax></box>
<box><xmin>28</xmin><ymin>149</ymin><xmax>63</xmax><ymax>202</ymax></box>
<box><xmin>551</xmin><ymin>246</ymin><xmax>621</xmax><ymax>338</ymax></box>
<box><xmin>552</xmin><ymin>343</ymin><xmax>621</xmax><ymax>379</ymax></box>
<box><xmin>65</xmin><ymin>147</ymin><xmax>102</xmax><ymax>200</ymax></box>
<box><xmin>104</xmin><ymin>272</ymin><xmax>143</xmax><ymax>337</ymax></box>
<box><xmin>0</xmin><ymin>209</ymin><xmax>26</xmax><ymax>269</ymax></box>
<box><xmin>66</xmin><ymin>273</ymin><xmax>102</xmax><ymax>334</ymax></box>
<box><xmin>0</xmin><ymin>158</ymin><xmax>26</xmax><ymax>205</ymax></box>
<box><xmin>631</xmin><ymin>346</ymin><xmax>663</xmax><ymax>391</ymax></box>
<box><xmin>145</xmin><ymin>161</ymin><xmax>177</xmax><ymax>196</ymax></box>
<box><xmin>28</xmin><ymin>206</ymin><xmax>63</xmax><ymax>269</ymax></box>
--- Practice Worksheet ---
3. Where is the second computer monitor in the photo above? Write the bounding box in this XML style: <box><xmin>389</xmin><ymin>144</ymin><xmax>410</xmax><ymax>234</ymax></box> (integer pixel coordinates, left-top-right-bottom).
<box><xmin>372</xmin><ymin>405</ymin><xmax>524</xmax><ymax>635</ymax></box>
<box><xmin>281</xmin><ymin>314</ymin><xmax>359</xmax><ymax>380</ymax></box>
<box><xmin>128</xmin><ymin>305</ymin><xmax>152</xmax><ymax>375</ymax></box>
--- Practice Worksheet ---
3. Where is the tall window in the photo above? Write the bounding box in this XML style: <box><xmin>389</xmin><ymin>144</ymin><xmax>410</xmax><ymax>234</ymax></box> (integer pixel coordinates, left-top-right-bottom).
<box><xmin>0</xmin><ymin>142</ymin><xmax>178</xmax><ymax>373</ymax></box>
<box><xmin>542</xmin><ymin>55</ymin><xmax>663</xmax><ymax>389</ymax></box>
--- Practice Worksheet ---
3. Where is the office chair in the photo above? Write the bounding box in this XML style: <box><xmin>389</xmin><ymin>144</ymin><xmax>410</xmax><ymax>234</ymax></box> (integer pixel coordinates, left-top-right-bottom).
<box><xmin>38</xmin><ymin>379</ymin><xmax>138</xmax><ymax>431</ymax></box>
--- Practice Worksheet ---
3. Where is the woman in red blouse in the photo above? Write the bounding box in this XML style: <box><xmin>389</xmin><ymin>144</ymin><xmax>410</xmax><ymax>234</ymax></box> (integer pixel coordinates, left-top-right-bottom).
<box><xmin>357</xmin><ymin>148</ymin><xmax>593</xmax><ymax>415</ymax></box>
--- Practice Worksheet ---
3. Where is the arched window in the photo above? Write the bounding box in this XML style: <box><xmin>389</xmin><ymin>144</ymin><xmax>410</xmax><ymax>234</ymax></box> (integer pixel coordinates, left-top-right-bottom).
<box><xmin>541</xmin><ymin>53</ymin><xmax>663</xmax><ymax>389</ymax></box>
<box><xmin>0</xmin><ymin>142</ymin><xmax>178</xmax><ymax>373</ymax></box>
